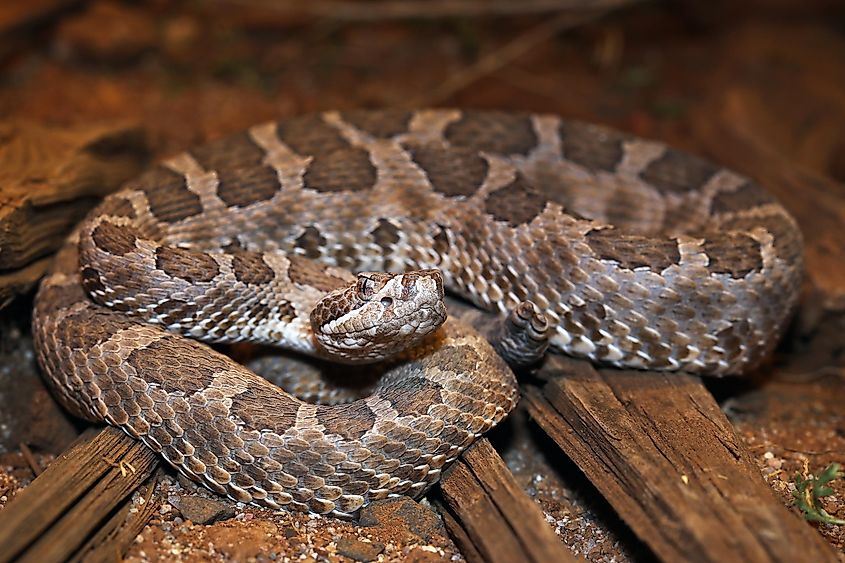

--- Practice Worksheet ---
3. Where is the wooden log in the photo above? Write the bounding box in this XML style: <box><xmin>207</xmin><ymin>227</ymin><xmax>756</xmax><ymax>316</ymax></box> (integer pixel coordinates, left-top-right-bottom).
<box><xmin>523</xmin><ymin>355</ymin><xmax>839</xmax><ymax>563</ymax></box>
<box><xmin>0</xmin><ymin>120</ymin><xmax>148</xmax><ymax>309</ymax></box>
<box><xmin>0</xmin><ymin>426</ymin><xmax>160</xmax><ymax>563</ymax></box>
<box><xmin>438</xmin><ymin>437</ymin><xmax>577</xmax><ymax>563</ymax></box>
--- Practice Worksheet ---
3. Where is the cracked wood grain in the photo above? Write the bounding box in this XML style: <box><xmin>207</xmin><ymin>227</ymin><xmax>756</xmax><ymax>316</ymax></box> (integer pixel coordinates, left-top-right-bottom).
<box><xmin>437</xmin><ymin>437</ymin><xmax>577</xmax><ymax>563</ymax></box>
<box><xmin>523</xmin><ymin>354</ymin><xmax>839</xmax><ymax>563</ymax></box>
<box><xmin>0</xmin><ymin>427</ymin><xmax>160</xmax><ymax>563</ymax></box>
<box><xmin>70</xmin><ymin>468</ymin><xmax>161</xmax><ymax>563</ymax></box>
<box><xmin>0</xmin><ymin>120</ymin><xmax>148</xmax><ymax>309</ymax></box>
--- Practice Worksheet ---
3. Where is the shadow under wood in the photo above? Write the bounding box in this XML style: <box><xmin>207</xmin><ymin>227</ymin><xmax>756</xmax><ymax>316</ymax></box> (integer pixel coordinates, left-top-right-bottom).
<box><xmin>491</xmin><ymin>406</ymin><xmax>657</xmax><ymax>561</ymax></box>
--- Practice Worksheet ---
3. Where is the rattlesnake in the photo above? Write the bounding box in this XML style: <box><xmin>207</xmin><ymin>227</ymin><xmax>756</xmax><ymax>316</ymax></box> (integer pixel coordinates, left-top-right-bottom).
<box><xmin>33</xmin><ymin>109</ymin><xmax>803</xmax><ymax>516</ymax></box>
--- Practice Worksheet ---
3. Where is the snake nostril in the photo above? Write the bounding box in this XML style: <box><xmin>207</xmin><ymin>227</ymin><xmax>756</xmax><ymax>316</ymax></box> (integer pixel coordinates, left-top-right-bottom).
<box><xmin>381</xmin><ymin>297</ymin><xmax>393</xmax><ymax>307</ymax></box>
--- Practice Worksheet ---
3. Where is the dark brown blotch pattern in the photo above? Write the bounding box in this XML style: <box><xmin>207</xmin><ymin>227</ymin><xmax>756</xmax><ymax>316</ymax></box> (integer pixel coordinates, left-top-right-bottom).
<box><xmin>639</xmin><ymin>148</ymin><xmax>719</xmax><ymax>195</ymax></box>
<box><xmin>444</xmin><ymin>111</ymin><xmax>538</xmax><ymax>156</ymax></box>
<box><xmin>230</xmin><ymin>386</ymin><xmax>300</xmax><ymax>435</ymax></box>
<box><xmin>585</xmin><ymin>229</ymin><xmax>681</xmax><ymax>272</ymax></box>
<box><xmin>711</xmin><ymin>181</ymin><xmax>776</xmax><ymax>215</ymax></box>
<box><xmin>61</xmin><ymin>308</ymin><xmax>135</xmax><ymax>350</ymax></box>
<box><xmin>80</xmin><ymin>267</ymin><xmax>106</xmax><ymax>294</ymax></box>
<box><xmin>371</xmin><ymin>219</ymin><xmax>400</xmax><ymax>253</ymax></box>
<box><xmin>156</xmin><ymin>246</ymin><xmax>220</xmax><ymax>283</ymax></box>
<box><xmin>702</xmin><ymin>233</ymin><xmax>763</xmax><ymax>279</ymax></box>
<box><xmin>342</xmin><ymin>110</ymin><xmax>412</xmax><ymax>138</ymax></box>
<box><xmin>137</xmin><ymin>166</ymin><xmax>203</xmax><ymax>223</ymax></box>
<box><xmin>191</xmin><ymin>131</ymin><xmax>267</xmax><ymax>170</ymax></box>
<box><xmin>381</xmin><ymin>377</ymin><xmax>443</xmax><ymax>417</ymax></box>
<box><xmin>294</xmin><ymin>226</ymin><xmax>327</xmax><ymax>259</ymax></box>
<box><xmin>287</xmin><ymin>256</ymin><xmax>349</xmax><ymax>293</ymax></box>
<box><xmin>558</xmin><ymin>121</ymin><xmax>627</xmax><ymax>172</ymax></box>
<box><xmin>276</xmin><ymin>114</ymin><xmax>350</xmax><ymax>156</ymax></box>
<box><xmin>484</xmin><ymin>175</ymin><xmax>547</xmax><ymax>226</ymax></box>
<box><xmin>276</xmin><ymin>300</ymin><xmax>297</xmax><ymax>323</ymax></box>
<box><xmin>232</xmin><ymin>251</ymin><xmax>275</xmax><ymax>285</ymax></box>
<box><xmin>303</xmin><ymin>147</ymin><xmax>377</xmax><ymax>193</ymax></box>
<box><xmin>316</xmin><ymin>402</ymin><xmax>376</xmax><ymax>440</ymax></box>
<box><xmin>91</xmin><ymin>221</ymin><xmax>141</xmax><ymax>256</ymax></box>
<box><xmin>244</xmin><ymin>302</ymin><xmax>277</xmax><ymax>325</ymax></box>
<box><xmin>720</xmin><ymin>214</ymin><xmax>801</xmax><ymax>266</ymax></box>
<box><xmin>437</xmin><ymin>344</ymin><xmax>486</xmax><ymax>374</ymax></box>
<box><xmin>154</xmin><ymin>299</ymin><xmax>199</xmax><ymax>325</ymax></box>
<box><xmin>126</xmin><ymin>337</ymin><xmax>224</xmax><ymax>394</ymax></box>
<box><xmin>216</xmin><ymin>166</ymin><xmax>281</xmax><ymax>207</ymax></box>
<box><xmin>405</xmin><ymin>143</ymin><xmax>488</xmax><ymax>198</ymax></box>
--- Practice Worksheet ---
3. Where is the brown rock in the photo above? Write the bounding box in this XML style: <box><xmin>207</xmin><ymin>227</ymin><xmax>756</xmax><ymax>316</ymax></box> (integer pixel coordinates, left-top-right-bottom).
<box><xmin>335</xmin><ymin>537</ymin><xmax>385</xmax><ymax>562</ymax></box>
<box><xmin>175</xmin><ymin>495</ymin><xmax>236</xmax><ymax>524</ymax></box>
<box><xmin>358</xmin><ymin>497</ymin><xmax>445</xmax><ymax>543</ymax></box>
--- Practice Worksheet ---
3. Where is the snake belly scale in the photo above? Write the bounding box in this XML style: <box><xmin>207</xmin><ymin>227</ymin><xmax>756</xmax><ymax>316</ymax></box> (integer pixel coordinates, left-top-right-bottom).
<box><xmin>33</xmin><ymin>109</ymin><xmax>803</xmax><ymax>515</ymax></box>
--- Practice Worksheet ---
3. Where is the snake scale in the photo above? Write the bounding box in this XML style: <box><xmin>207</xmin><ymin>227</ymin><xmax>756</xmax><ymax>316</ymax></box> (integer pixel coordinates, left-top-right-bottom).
<box><xmin>33</xmin><ymin>109</ymin><xmax>803</xmax><ymax>516</ymax></box>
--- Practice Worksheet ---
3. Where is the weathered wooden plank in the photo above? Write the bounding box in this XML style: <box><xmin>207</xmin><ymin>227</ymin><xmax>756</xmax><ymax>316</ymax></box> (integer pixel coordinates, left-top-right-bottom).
<box><xmin>524</xmin><ymin>355</ymin><xmax>839</xmax><ymax>563</ymax></box>
<box><xmin>436</xmin><ymin>503</ymin><xmax>485</xmax><ymax>563</ymax></box>
<box><xmin>71</xmin><ymin>469</ymin><xmax>161</xmax><ymax>563</ymax></box>
<box><xmin>438</xmin><ymin>437</ymin><xmax>577</xmax><ymax>563</ymax></box>
<box><xmin>0</xmin><ymin>120</ymin><xmax>148</xmax><ymax>309</ymax></box>
<box><xmin>0</xmin><ymin>427</ymin><xmax>159</xmax><ymax>563</ymax></box>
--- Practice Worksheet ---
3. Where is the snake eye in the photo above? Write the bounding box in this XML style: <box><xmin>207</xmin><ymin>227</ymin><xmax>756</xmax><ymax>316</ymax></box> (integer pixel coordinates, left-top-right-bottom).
<box><xmin>380</xmin><ymin>297</ymin><xmax>393</xmax><ymax>308</ymax></box>
<box><xmin>357</xmin><ymin>276</ymin><xmax>375</xmax><ymax>299</ymax></box>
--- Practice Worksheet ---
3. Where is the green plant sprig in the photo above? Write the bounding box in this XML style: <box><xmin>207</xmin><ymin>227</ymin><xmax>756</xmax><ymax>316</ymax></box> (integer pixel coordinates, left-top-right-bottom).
<box><xmin>793</xmin><ymin>463</ymin><xmax>845</xmax><ymax>526</ymax></box>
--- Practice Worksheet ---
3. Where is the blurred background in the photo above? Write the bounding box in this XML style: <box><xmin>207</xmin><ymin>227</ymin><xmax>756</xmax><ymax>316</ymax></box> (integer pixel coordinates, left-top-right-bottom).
<box><xmin>1</xmin><ymin>0</ymin><xmax>843</xmax><ymax>164</ymax></box>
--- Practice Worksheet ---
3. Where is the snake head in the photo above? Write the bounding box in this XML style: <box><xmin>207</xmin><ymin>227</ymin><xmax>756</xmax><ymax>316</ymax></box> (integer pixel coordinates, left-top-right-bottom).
<box><xmin>310</xmin><ymin>269</ymin><xmax>447</xmax><ymax>362</ymax></box>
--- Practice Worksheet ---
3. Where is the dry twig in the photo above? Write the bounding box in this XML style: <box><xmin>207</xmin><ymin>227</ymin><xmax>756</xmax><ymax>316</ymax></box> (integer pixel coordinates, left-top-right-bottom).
<box><xmin>17</xmin><ymin>443</ymin><xmax>42</xmax><ymax>477</ymax></box>
<box><xmin>403</xmin><ymin>5</ymin><xmax>635</xmax><ymax>107</ymax></box>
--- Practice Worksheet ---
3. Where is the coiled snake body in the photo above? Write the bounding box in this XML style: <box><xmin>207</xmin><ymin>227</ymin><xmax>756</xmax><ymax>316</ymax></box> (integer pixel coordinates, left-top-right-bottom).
<box><xmin>33</xmin><ymin>110</ymin><xmax>803</xmax><ymax>516</ymax></box>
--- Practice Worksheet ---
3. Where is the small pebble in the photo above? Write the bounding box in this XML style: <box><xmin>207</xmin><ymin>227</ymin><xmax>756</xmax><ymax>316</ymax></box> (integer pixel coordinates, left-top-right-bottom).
<box><xmin>176</xmin><ymin>495</ymin><xmax>235</xmax><ymax>524</ymax></box>
<box><xmin>336</xmin><ymin>537</ymin><xmax>385</xmax><ymax>562</ymax></box>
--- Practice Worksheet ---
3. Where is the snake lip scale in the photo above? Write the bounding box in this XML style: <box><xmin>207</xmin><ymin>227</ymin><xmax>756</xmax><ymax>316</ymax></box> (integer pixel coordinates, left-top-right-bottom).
<box><xmin>33</xmin><ymin>109</ymin><xmax>803</xmax><ymax>516</ymax></box>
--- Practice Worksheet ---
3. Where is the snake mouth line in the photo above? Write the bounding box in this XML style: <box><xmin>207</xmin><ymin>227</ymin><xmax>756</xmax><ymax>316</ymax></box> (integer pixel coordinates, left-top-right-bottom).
<box><xmin>340</xmin><ymin>304</ymin><xmax>447</xmax><ymax>337</ymax></box>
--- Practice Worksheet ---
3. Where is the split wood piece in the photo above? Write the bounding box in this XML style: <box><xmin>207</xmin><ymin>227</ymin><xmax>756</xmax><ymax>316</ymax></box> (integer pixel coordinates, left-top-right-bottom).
<box><xmin>523</xmin><ymin>355</ymin><xmax>839</xmax><ymax>563</ymax></box>
<box><xmin>438</xmin><ymin>437</ymin><xmax>578</xmax><ymax>563</ymax></box>
<box><xmin>0</xmin><ymin>426</ymin><xmax>160</xmax><ymax>563</ymax></box>
<box><xmin>0</xmin><ymin>120</ymin><xmax>148</xmax><ymax>308</ymax></box>
<box><xmin>71</xmin><ymin>468</ymin><xmax>162</xmax><ymax>563</ymax></box>
<box><xmin>0</xmin><ymin>257</ymin><xmax>51</xmax><ymax>310</ymax></box>
<box><xmin>692</xmin><ymin>91</ymin><xmax>845</xmax><ymax>310</ymax></box>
